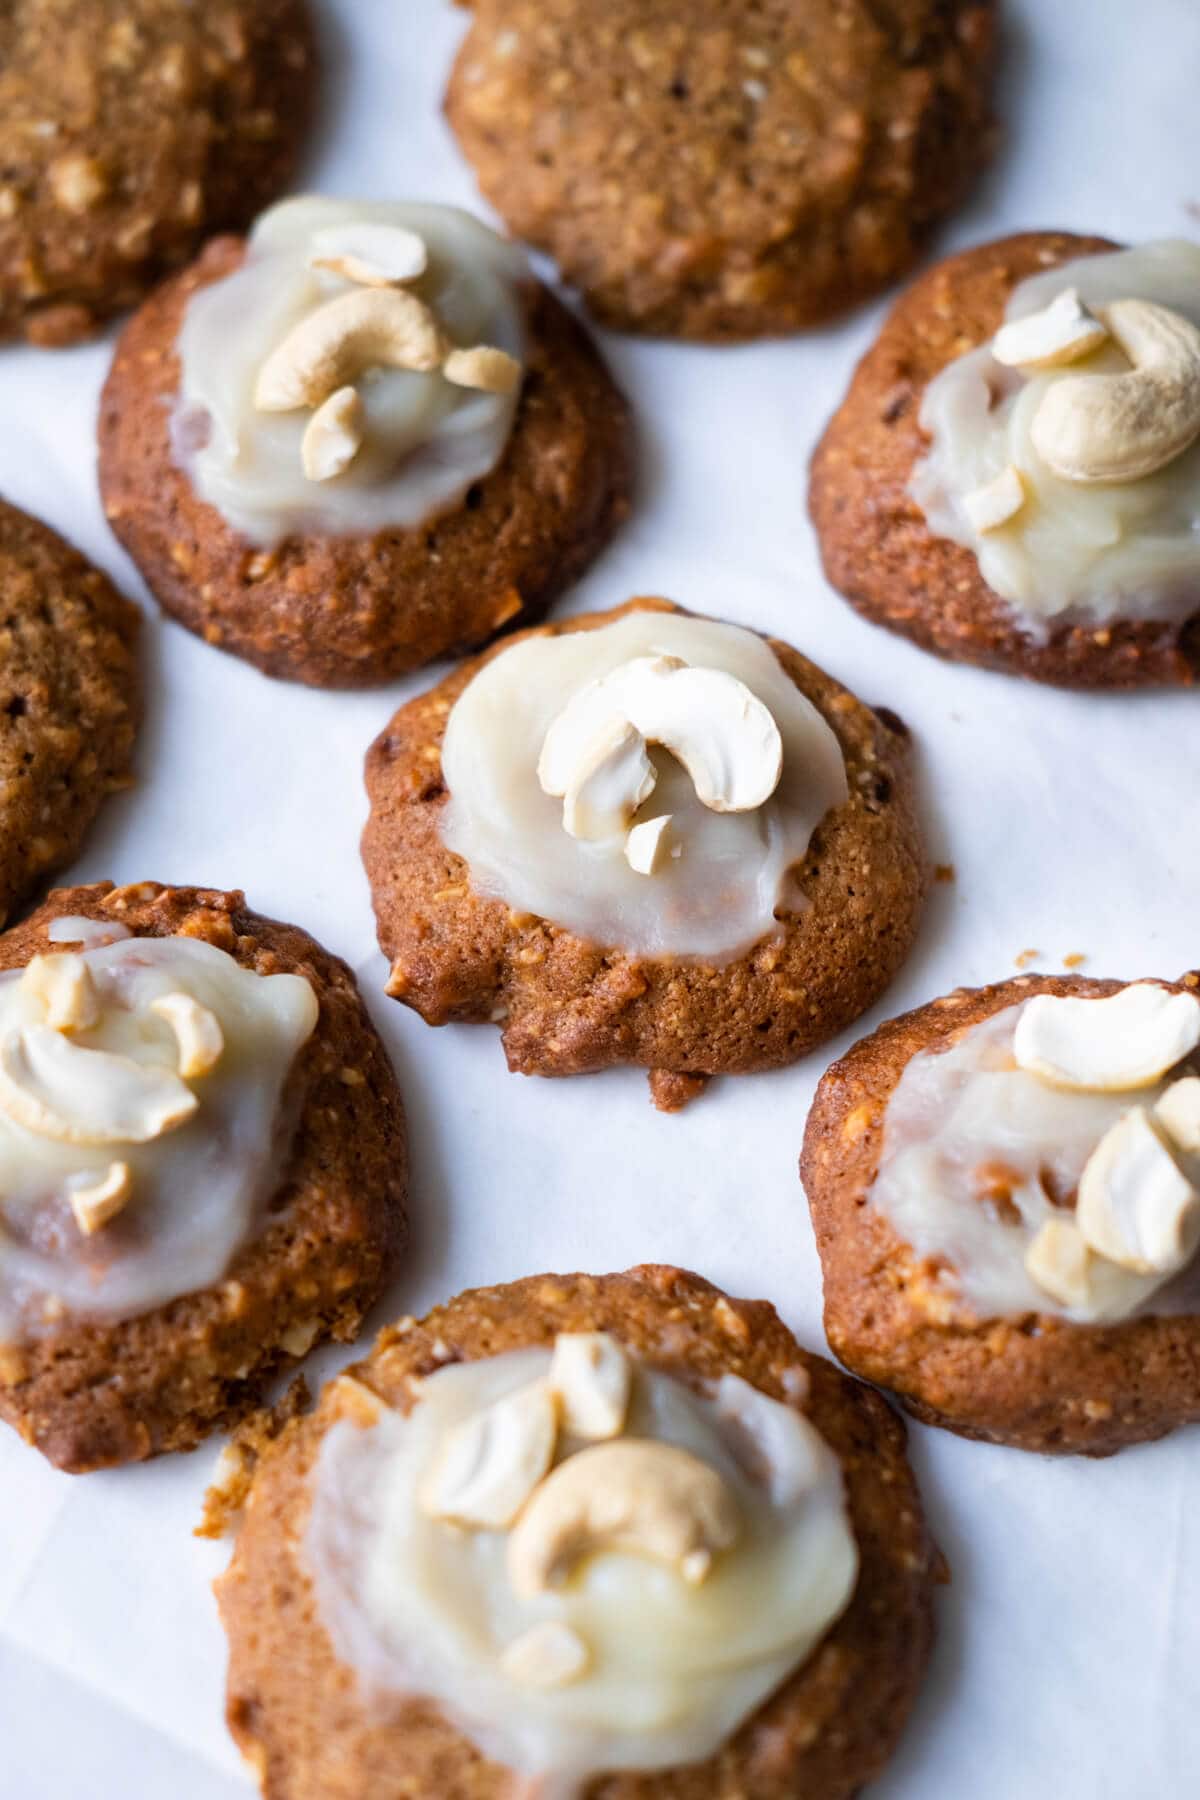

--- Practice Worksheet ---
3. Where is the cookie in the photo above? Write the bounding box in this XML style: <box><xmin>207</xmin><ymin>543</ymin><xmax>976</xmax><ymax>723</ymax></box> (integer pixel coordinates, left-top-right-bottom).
<box><xmin>810</xmin><ymin>232</ymin><xmax>1200</xmax><ymax>686</ymax></box>
<box><xmin>0</xmin><ymin>0</ymin><xmax>316</xmax><ymax>348</ymax></box>
<box><xmin>0</xmin><ymin>499</ymin><xmax>139</xmax><ymax>930</ymax></box>
<box><xmin>0</xmin><ymin>881</ymin><xmax>408</xmax><ymax>1473</ymax></box>
<box><xmin>215</xmin><ymin>1265</ymin><xmax>940</xmax><ymax>1798</ymax></box>
<box><xmin>445</xmin><ymin>0</ymin><xmax>998</xmax><ymax>340</ymax></box>
<box><xmin>98</xmin><ymin>198</ymin><xmax>633</xmax><ymax>688</ymax></box>
<box><xmin>362</xmin><ymin>598</ymin><xmax>926</xmax><ymax>1110</ymax></box>
<box><xmin>802</xmin><ymin>972</ymin><xmax>1200</xmax><ymax>1455</ymax></box>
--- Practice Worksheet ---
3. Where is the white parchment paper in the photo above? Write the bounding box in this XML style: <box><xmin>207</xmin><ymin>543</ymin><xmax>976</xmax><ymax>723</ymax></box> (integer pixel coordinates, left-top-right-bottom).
<box><xmin>1</xmin><ymin>1</ymin><xmax>1198</xmax><ymax>1794</ymax></box>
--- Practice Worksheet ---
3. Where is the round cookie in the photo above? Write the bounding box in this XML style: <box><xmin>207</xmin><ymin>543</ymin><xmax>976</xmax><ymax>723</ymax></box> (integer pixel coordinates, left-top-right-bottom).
<box><xmin>810</xmin><ymin>232</ymin><xmax>1200</xmax><ymax>686</ymax></box>
<box><xmin>98</xmin><ymin>215</ymin><xmax>633</xmax><ymax>689</ymax></box>
<box><xmin>802</xmin><ymin>972</ymin><xmax>1200</xmax><ymax>1455</ymax></box>
<box><xmin>444</xmin><ymin>0</ymin><xmax>998</xmax><ymax>341</ymax></box>
<box><xmin>215</xmin><ymin>1265</ymin><xmax>941</xmax><ymax>1798</ymax></box>
<box><xmin>0</xmin><ymin>499</ymin><xmax>139</xmax><ymax>930</ymax></box>
<box><xmin>362</xmin><ymin>598</ymin><xmax>926</xmax><ymax>1111</ymax></box>
<box><xmin>0</xmin><ymin>0</ymin><xmax>316</xmax><ymax>348</ymax></box>
<box><xmin>0</xmin><ymin>881</ymin><xmax>408</xmax><ymax>1473</ymax></box>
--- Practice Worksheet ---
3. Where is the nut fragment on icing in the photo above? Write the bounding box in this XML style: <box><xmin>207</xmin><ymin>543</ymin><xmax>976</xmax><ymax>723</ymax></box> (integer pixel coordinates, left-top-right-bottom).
<box><xmin>559</xmin><ymin>717</ymin><xmax>657</xmax><ymax>842</ymax></box>
<box><xmin>991</xmin><ymin>287</ymin><xmax>1108</xmax><ymax>371</ymax></box>
<box><xmin>68</xmin><ymin>1162</ymin><xmax>133</xmax><ymax>1237</ymax></box>
<box><xmin>419</xmin><ymin>1379</ymin><xmax>557</xmax><ymax>1529</ymax></box>
<box><xmin>301</xmin><ymin>385</ymin><xmax>366</xmax><ymax>483</ymax></box>
<box><xmin>150</xmin><ymin>992</ymin><xmax>225</xmax><ymax>1078</ymax></box>
<box><xmin>962</xmin><ymin>464</ymin><xmax>1026</xmax><ymax>533</ymax></box>
<box><xmin>1013</xmin><ymin>984</ymin><xmax>1200</xmax><ymax>1092</ymax></box>
<box><xmin>309</xmin><ymin>221</ymin><xmax>428</xmax><ymax>287</ymax></box>
<box><xmin>1156</xmin><ymin>1076</ymin><xmax>1200</xmax><ymax>1153</ymax></box>
<box><xmin>549</xmin><ymin>1332</ymin><xmax>631</xmax><ymax>1440</ymax></box>
<box><xmin>625</xmin><ymin>813</ymin><xmax>676</xmax><ymax>876</ymax></box>
<box><xmin>1024</xmin><ymin>1215</ymin><xmax>1094</xmax><ymax>1309</ymax></box>
<box><xmin>506</xmin><ymin>1438</ymin><xmax>741</xmax><ymax>1597</ymax></box>
<box><xmin>18</xmin><ymin>953</ymin><xmax>100</xmax><ymax>1032</ymax></box>
<box><xmin>499</xmin><ymin>1621</ymin><xmax>591</xmax><ymax>1689</ymax></box>
<box><xmin>255</xmin><ymin>288</ymin><xmax>450</xmax><ymax>412</ymax></box>
<box><xmin>0</xmin><ymin>1026</ymin><xmax>198</xmax><ymax>1146</ymax></box>
<box><xmin>714</xmin><ymin>1373</ymin><xmax>824</xmax><ymax>1506</ymax></box>
<box><xmin>443</xmin><ymin>344</ymin><xmax>523</xmax><ymax>395</ymax></box>
<box><xmin>1075</xmin><ymin>1106</ymin><xmax>1200</xmax><ymax>1275</ymax></box>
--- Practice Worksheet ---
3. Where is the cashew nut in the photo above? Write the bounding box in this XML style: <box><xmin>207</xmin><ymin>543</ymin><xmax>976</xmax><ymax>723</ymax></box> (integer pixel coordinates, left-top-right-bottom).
<box><xmin>499</xmin><ymin>1621</ymin><xmax>590</xmax><ymax>1689</ymax></box>
<box><xmin>714</xmin><ymin>1373</ymin><xmax>824</xmax><ymax>1507</ymax></box>
<box><xmin>68</xmin><ymin>1162</ymin><xmax>132</xmax><ymax>1236</ymax></box>
<box><xmin>1031</xmin><ymin>298</ymin><xmax>1200</xmax><ymax>483</ymax></box>
<box><xmin>301</xmin><ymin>385</ymin><xmax>365</xmax><ymax>483</ymax></box>
<box><xmin>17</xmin><ymin>952</ymin><xmax>99</xmax><ymax>1032</ymax></box>
<box><xmin>1024</xmin><ymin>1215</ymin><xmax>1094</xmax><ymax>1308</ymax></box>
<box><xmin>625</xmin><ymin>813</ymin><xmax>676</xmax><ymax>876</ymax></box>
<box><xmin>1076</xmin><ymin>1106</ymin><xmax>1200</xmax><ymax>1275</ymax></box>
<box><xmin>150</xmin><ymin>993</ymin><xmax>224</xmax><ymax>1079</ymax></box>
<box><xmin>1156</xmin><ymin>1076</ymin><xmax>1200</xmax><ymax>1154</ymax></box>
<box><xmin>506</xmin><ymin>1439</ymin><xmax>740</xmax><ymax>1597</ymax></box>
<box><xmin>254</xmin><ymin>288</ymin><xmax>450</xmax><ymax>412</ymax></box>
<box><xmin>992</xmin><ymin>288</ymin><xmax>1108</xmax><ymax>371</ymax></box>
<box><xmin>1013</xmin><ymin>984</ymin><xmax>1200</xmax><ymax>1092</ymax></box>
<box><xmin>962</xmin><ymin>464</ymin><xmax>1026</xmax><ymax>534</ymax></box>
<box><xmin>0</xmin><ymin>1026</ymin><xmax>198</xmax><ymax>1145</ymax></box>
<box><xmin>443</xmin><ymin>344</ymin><xmax>523</xmax><ymax>395</ymax></box>
<box><xmin>420</xmin><ymin>1379</ymin><xmax>557</xmax><ymax>1530</ymax></box>
<box><xmin>549</xmin><ymin>1332</ymin><xmax>631</xmax><ymax>1440</ymax></box>
<box><xmin>559</xmin><ymin>717</ymin><xmax>657</xmax><ymax>842</ymax></box>
<box><xmin>309</xmin><ymin>221</ymin><xmax>428</xmax><ymax>288</ymax></box>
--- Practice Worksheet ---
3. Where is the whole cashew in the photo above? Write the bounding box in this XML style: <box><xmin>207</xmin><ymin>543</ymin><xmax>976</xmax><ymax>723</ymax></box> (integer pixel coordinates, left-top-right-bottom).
<box><xmin>254</xmin><ymin>288</ymin><xmax>450</xmax><ymax>413</ymax></box>
<box><xmin>506</xmin><ymin>1439</ymin><xmax>740</xmax><ymax>1596</ymax></box>
<box><xmin>1031</xmin><ymin>298</ymin><xmax>1200</xmax><ymax>483</ymax></box>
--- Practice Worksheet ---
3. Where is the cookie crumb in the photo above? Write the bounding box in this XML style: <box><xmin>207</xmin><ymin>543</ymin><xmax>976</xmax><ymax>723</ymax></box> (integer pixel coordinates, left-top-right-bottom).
<box><xmin>1062</xmin><ymin>953</ymin><xmax>1087</xmax><ymax>970</ymax></box>
<box><xmin>1014</xmin><ymin>949</ymin><xmax>1040</xmax><ymax>970</ymax></box>
<box><xmin>933</xmin><ymin>863</ymin><xmax>955</xmax><ymax>884</ymax></box>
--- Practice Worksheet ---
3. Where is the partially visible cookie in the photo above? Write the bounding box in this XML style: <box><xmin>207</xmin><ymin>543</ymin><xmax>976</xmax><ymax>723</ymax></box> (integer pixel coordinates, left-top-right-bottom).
<box><xmin>0</xmin><ymin>0</ymin><xmax>316</xmax><ymax>347</ymax></box>
<box><xmin>215</xmin><ymin>1265</ymin><xmax>940</xmax><ymax>1799</ymax></box>
<box><xmin>0</xmin><ymin>499</ymin><xmax>139</xmax><ymax>929</ymax></box>
<box><xmin>0</xmin><ymin>882</ymin><xmax>408</xmax><ymax>1472</ymax></box>
<box><xmin>445</xmin><ymin>0</ymin><xmax>998</xmax><ymax>340</ymax></box>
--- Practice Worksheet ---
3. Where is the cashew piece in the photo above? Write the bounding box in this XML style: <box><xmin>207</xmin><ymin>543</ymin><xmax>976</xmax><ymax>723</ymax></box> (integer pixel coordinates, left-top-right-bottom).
<box><xmin>992</xmin><ymin>288</ymin><xmax>1108</xmax><ymax>371</ymax></box>
<box><xmin>443</xmin><ymin>344</ymin><xmax>523</xmax><ymax>395</ymax></box>
<box><xmin>150</xmin><ymin>993</ymin><xmax>225</xmax><ymax>1079</ymax></box>
<box><xmin>714</xmin><ymin>1373</ymin><xmax>825</xmax><ymax>1507</ymax></box>
<box><xmin>420</xmin><ymin>1379</ymin><xmax>557</xmax><ymax>1530</ymax></box>
<box><xmin>301</xmin><ymin>386</ymin><xmax>365</xmax><ymax>483</ymax></box>
<box><xmin>68</xmin><ymin>1162</ymin><xmax>133</xmax><ymax>1236</ymax></box>
<box><xmin>1013</xmin><ymin>984</ymin><xmax>1200</xmax><ymax>1092</ymax></box>
<box><xmin>1156</xmin><ymin>1076</ymin><xmax>1200</xmax><ymax>1154</ymax></box>
<box><xmin>506</xmin><ymin>1439</ymin><xmax>740</xmax><ymax>1597</ymax></box>
<box><xmin>560</xmin><ymin>717</ymin><xmax>657</xmax><ymax>842</ymax></box>
<box><xmin>17</xmin><ymin>952</ymin><xmax>99</xmax><ymax>1032</ymax></box>
<box><xmin>1024</xmin><ymin>1215</ymin><xmax>1094</xmax><ymax>1309</ymax></box>
<box><xmin>254</xmin><ymin>288</ymin><xmax>450</xmax><ymax>412</ymax></box>
<box><xmin>1031</xmin><ymin>298</ymin><xmax>1200</xmax><ymax>483</ymax></box>
<box><xmin>0</xmin><ymin>1026</ymin><xmax>198</xmax><ymax>1145</ymax></box>
<box><xmin>625</xmin><ymin>813</ymin><xmax>676</xmax><ymax>876</ymax></box>
<box><xmin>500</xmin><ymin>1621</ymin><xmax>590</xmax><ymax>1689</ymax></box>
<box><xmin>309</xmin><ymin>221</ymin><xmax>428</xmax><ymax>288</ymax></box>
<box><xmin>549</xmin><ymin>1332</ymin><xmax>631</xmax><ymax>1440</ymax></box>
<box><xmin>1075</xmin><ymin>1106</ymin><xmax>1200</xmax><ymax>1276</ymax></box>
<box><xmin>962</xmin><ymin>464</ymin><xmax>1026</xmax><ymax>534</ymax></box>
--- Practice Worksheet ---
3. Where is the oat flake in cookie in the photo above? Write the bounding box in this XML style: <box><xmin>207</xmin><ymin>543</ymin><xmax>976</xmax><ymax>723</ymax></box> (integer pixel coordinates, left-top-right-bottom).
<box><xmin>0</xmin><ymin>883</ymin><xmax>408</xmax><ymax>1472</ymax></box>
<box><xmin>0</xmin><ymin>499</ymin><xmax>139</xmax><ymax>929</ymax></box>
<box><xmin>803</xmin><ymin>973</ymin><xmax>1200</xmax><ymax>1454</ymax></box>
<box><xmin>811</xmin><ymin>233</ymin><xmax>1200</xmax><ymax>685</ymax></box>
<box><xmin>0</xmin><ymin>0</ymin><xmax>316</xmax><ymax>347</ymax></box>
<box><xmin>362</xmin><ymin>598</ymin><xmax>925</xmax><ymax>1111</ymax></box>
<box><xmin>213</xmin><ymin>1267</ymin><xmax>940</xmax><ymax>1799</ymax></box>
<box><xmin>98</xmin><ymin>196</ymin><xmax>632</xmax><ymax>687</ymax></box>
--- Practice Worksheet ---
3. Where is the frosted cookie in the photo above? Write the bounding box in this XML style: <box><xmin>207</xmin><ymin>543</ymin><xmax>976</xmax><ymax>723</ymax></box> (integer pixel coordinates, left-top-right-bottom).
<box><xmin>98</xmin><ymin>197</ymin><xmax>633</xmax><ymax>687</ymax></box>
<box><xmin>0</xmin><ymin>498</ymin><xmax>139</xmax><ymax>929</ymax></box>
<box><xmin>803</xmin><ymin>973</ymin><xmax>1200</xmax><ymax>1453</ymax></box>
<box><xmin>0</xmin><ymin>0</ymin><xmax>316</xmax><ymax>348</ymax></box>
<box><xmin>0</xmin><ymin>882</ymin><xmax>408</xmax><ymax>1472</ymax></box>
<box><xmin>362</xmin><ymin>599</ymin><xmax>925</xmax><ymax>1111</ymax></box>
<box><xmin>811</xmin><ymin>233</ymin><xmax>1200</xmax><ymax>686</ymax></box>
<box><xmin>213</xmin><ymin>1265</ymin><xmax>940</xmax><ymax>1799</ymax></box>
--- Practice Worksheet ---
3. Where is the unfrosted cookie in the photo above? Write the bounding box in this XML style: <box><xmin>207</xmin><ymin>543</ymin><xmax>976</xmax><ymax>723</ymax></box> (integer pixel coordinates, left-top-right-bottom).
<box><xmin>362</xmin><ymin>598</ymin><xmax>925</xmax><ymax>1110</ymax></box>
<box><xmin>98</xmin><ymin>198</ymin><xmax>633</xmax><ymax>687</ymax></box>
<box><xmin>0</xmin><ymin>499</ymin><xmax>139</xmax><ymax>929</ymax></box>
<box><xmin>214</xmin><ymin>1265</ymin><xmax>940</xmax><ymax>1799</ymax></box>
<box><xmin>0</xmin><ymin>0</ymin><xmax>316</xmax><ymax>347</ymax></box>
<box><xmin>810</xmin><ymin>232</ymin><xmax>1200</xmax><ymax>686</ymax></box>
<box><xmin>802</xmin><ymin>972</ymin><xmax>1200</xmax><ymax>1454</ymax></box>
<box><xmin>445</xmin><ymin>0</ymin><xmax>998</xmax><ymax>340</ymax></box>
<box><xmin>0</xmin><ymin>882</ymin><xmax>408</xmax><ymax>1472</ymax></box>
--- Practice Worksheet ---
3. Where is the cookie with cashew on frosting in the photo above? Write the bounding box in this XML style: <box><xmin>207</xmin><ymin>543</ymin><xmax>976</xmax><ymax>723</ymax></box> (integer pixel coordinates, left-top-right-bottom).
<box><xmin>211</xmin><ymin>1265</ymin><xmax>941</xmax><ymax>1799</ymax></box>
<box><xmin>361</xmin><ymin>597</ymin><xmax>925</xmax><ymax>1111</ymax></box>
<box><xmin>97</xmin><ymin>196</ymin><xmax>633</xmax><ymax>687</ymax></box>
<box><xmin>0</xmin><ymin>882</ymin><xmax>407</xmax><ymax>1472</ymax></box>
<box><xmin>802</xmin><ymin>971</ymin><xmax>1200</xmax><ymax>1454</ymax></box>
<box><xmin>811</xmin><ymin>232</ymin><xmax>1200</xmax><ymax>686</ymax></box>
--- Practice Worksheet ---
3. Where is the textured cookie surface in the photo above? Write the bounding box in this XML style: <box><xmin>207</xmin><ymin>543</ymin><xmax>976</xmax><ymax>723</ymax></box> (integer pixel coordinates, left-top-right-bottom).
<box><xmin>446</xmin><ymin>0</ymin><xmax>997</xmax><ymax>340</ymax></box>
<box><xmin>97</xmin><ymin>239</ymin><xmax>633</xmax><ymax>687</ymax></box>
<box><xmin>0</xmin><ymin>0</ymin><xmax>316</xmax><ymax>347</ymax></box>
<box><xmin>0</xmin><ymin>500</ymin><xmax>139</xmax><ymax>929</ymax></box>
<box><xmin>810</xmin><ymin>231</ymin><xmax>1200</xmax><ymax>686</ymax></box>
<box><xmin>0</xmin><ymin>882</ymin><xmax>408</xmax><ymax>1473</ymax></box>
<box><xmin>361</xmin><ymin>600</ymin><xmax>926</xmax><ymax>1109</ymax></box>
<box><xmin>802</xmin><ymin>973</ymin><xmax>1200</xmax><ymax>1454</ymax></box>
<box><xmin>217</xmin><ymin>1265</ymin><xmax>940</xmax><ymax>1798</ymax></box>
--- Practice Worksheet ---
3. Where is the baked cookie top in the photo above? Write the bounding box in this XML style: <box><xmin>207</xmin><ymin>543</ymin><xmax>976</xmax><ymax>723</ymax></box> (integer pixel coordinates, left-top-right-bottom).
<box><xmin>0</xmin><ymin>498</ymin><xmax>139</xmax><ymax>929</ymax></box>
<box><xmin>215</xmin><ymin>1266</ymin><xmax>939</xmax><ymax>1799</ymax></box>
<box><xmin>0</xmin><ymin>0</ymin><xmax>316</xmax><ymax>347</ymax></box>
<box><xmin>445</xmin><ymin>0</ymin><xmax>997</xmax><ymax>339</ymax></box>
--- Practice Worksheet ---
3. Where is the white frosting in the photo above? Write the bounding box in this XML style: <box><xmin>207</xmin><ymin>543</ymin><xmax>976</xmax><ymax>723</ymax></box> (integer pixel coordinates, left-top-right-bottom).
<box><xmin>306</xmin><ymin>1349</ymin><xmax>858</xmax><ymax>1796</ymax></box>
<box><xmin>0</xmin><ymin>937</ymin><xmax>318</xmax><ymax>1339</ymax></box>
<box><xmin>173</xmin><ymin>197</ymin><xmax>527</xmax><ymax>546</ymax></box>
<box><xmin>870</xmin><ymin>998</ymin><xmax>1200</xmax><ymax>1324</ymax></box>
<box><xmin>911</xmin><ymin>240</ymin><xmax>1200</xmax><ymax>632</ymax></box>
<box><xmin>441</xmin><ymin>612</ymin><xmax>850</xmax><ymax>962</ymax></box>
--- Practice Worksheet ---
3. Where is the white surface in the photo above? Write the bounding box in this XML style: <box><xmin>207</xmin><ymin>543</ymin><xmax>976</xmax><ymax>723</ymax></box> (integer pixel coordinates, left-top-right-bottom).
<box><xmin>0</xmin><ymin>1</ymin><xmax>1198</xmax><ymax>1794</ymax></box>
